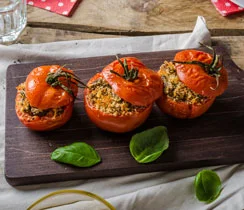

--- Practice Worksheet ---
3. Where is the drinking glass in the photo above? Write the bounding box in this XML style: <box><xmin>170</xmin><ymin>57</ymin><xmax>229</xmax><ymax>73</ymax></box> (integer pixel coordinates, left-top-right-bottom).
<box><xmin>0</xmin><ymin>0</ymin><xmax>27</xmax><ymax>43</ymax></box>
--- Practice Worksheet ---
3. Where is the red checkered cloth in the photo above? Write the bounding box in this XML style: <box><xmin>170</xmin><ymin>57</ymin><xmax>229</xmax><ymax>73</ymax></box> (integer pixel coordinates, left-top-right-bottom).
<box><xmin>211</xmin><ymin>0</ymin><xmax>244</xmax><ymax>16</ymax></box>
<box><xmin>27</xmin><ymin>0</ymin><xmax>81</xmax><ymax>17</ymax></box>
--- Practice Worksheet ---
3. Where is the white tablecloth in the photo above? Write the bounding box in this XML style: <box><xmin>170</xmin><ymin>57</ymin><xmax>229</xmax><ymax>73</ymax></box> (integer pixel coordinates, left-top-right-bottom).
<box><xmin>0</xmin><ymin>16</ymin><xmax>244</xmax><ymax>210</ymax></box>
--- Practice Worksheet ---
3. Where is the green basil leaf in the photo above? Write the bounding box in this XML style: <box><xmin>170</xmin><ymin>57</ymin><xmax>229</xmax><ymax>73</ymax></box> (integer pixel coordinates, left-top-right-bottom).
<box><xmin>194</xmin><ymin>169</ymin><xmax>222</xmax><ymax>203</ymax></box>
<box><xmin>51</xmin><ymin>142</ymin><xmax>101</xmax><ymax>167</ymax></box>
<box><xmin>129</xmin><ymin>126</ymin><xmax>169</xmax><ymax>163</ymax></box>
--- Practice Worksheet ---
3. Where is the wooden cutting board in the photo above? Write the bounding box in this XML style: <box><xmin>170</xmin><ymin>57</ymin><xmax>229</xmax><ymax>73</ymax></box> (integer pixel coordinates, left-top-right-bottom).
<box><xmin>5</xmin><ymin>46</ymin><xmax>244</xmax><ymax>186</ymax></box>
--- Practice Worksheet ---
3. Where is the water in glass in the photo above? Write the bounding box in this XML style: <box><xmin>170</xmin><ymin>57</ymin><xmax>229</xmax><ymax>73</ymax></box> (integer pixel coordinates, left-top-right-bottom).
<box><xmin>0</xmin><ymin>0</ymin><xmax>27</xmax><ymax>43</ymax></box>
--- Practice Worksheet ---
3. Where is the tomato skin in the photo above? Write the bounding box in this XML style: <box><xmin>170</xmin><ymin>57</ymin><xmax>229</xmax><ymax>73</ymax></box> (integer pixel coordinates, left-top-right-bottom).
<box><xmin>25</xmin><ymin>65</ymin><xmax>78</xmax><ymax>110</ymax></box>
<box><xmin>84</xmin><ymin>73</ymin><xmax>152</xmax><ymax>133</ymax></box>
<box><xmin>102</xmin><ymin>57</ymin><xmax>163</xmax><ymax>106</ymax></box>
<box><xmin>84</xmin><ymin>96</ymin><xmax>152</xmax><ymax>133</ymax></box>
<box><xmin>156</xmin><ymin>93</ymin><xmax>215</xmax><ymax>119</ymax></box>
<box><xmin>15</xmin><ymin>90</ymin><xmax>74</xmax><ymax>131</ymax></box>
<box><xmin>174</xmin><ymin>50</ymin><xmax>228</xmax><ymax>98</ymax></box>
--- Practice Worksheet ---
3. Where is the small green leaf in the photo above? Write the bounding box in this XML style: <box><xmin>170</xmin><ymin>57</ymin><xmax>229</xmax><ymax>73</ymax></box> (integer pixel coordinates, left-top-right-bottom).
<box><xmin>51</xmin><ymin>142</ymin><xmax>101</xmax><ymax>167</ymax></box>
<box><xmin>194</xmin><ymin>169</ymin><xmax>222</xmax><ymax>203</ymax></box>
<box><xmin>129</xmin><ymin>126</ymin><xmax>169</xmax><ymax>163</ymax></box>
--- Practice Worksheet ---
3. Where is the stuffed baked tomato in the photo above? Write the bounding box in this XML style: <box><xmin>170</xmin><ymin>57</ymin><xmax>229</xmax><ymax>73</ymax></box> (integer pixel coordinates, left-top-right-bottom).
<box><xmin>84</xmin><ymin>57</ymin><xmax>163</xmax><ymax>133</ymax></box>
<box><xmin>15</xmin><ymin>65</ymin><xmax>80</xmax><ymax>131</ymax></box>
<box><xmin>156</xmin><ymin>46</ymin><xmax>228</xmax><ymax>119</ymax></box>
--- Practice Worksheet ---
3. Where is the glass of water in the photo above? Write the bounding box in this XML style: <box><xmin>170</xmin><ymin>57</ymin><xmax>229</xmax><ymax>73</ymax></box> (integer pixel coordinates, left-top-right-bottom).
<box><xmin>0</xmin><ymin>0</ymin><xmax>27</xmax><ymax>43</ymax></box>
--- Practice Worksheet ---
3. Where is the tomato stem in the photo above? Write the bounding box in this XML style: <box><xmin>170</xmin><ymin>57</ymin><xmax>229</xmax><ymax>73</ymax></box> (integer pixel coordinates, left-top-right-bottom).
<box><xmin>46</xmin><ymin>65</ymin><xmax>88</xmax><ymax>97</ymax></box>
<box><xmin>110</xmin><ymin>56</ymin><xmax>139</xmax><ymax>82</ymax></box>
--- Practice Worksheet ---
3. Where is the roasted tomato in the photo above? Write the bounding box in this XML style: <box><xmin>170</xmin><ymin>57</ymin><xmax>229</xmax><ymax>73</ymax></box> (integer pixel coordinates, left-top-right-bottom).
<box><xmin>156</xmin><ymin>47</ymin><xmax>228</xmax><ymax>119</ymax></box>
<box><xmin>84</xmin><ymin>57</ymin><xmax>163</xmax><ymax>133</ymax></box>
<box><xmin>15</xmin><ymin>65</ymin><xmax>78</xmax><ymax>131</ymax></box>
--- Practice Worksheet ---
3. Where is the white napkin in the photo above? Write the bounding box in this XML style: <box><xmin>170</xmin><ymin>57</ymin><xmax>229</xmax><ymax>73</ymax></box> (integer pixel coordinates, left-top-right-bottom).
<box><xmin>1</xmin><ymin>16</ymin><xmax>244</xmax><ymax>210</ymax></box>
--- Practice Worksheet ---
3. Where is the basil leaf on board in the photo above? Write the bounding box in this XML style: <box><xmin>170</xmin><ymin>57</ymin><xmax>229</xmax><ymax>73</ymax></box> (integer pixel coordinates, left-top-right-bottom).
<box><xmin>194</xmin><ymin>169</ymin><xmax>222</xmax><ymax>203</ymax></box>
<box><xmin>51</xmin><ymin>142</ymin><xmax>101</xmax><ymax>167</ymax></box>
<box><xmin>129</xmin><ymin>126</ymin><xmax>169</xmax><ymax>163</ymax></box>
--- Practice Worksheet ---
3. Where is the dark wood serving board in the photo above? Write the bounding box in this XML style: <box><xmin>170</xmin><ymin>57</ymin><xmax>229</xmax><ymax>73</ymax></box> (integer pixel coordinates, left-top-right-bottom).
<box><xmin>5</xmin><ymin>46</ymin><xmax>244</xmax><ymax>186</ymax></box>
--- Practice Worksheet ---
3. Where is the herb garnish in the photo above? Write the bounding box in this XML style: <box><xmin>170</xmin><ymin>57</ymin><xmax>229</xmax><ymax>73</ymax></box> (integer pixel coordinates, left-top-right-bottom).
<box><xmin>46</xmin><ymin>65</ymin><xmax>88</xmax><ymax>98</ymax></box>
<box><xmin>51</xmin><ymin>142</ymin><xmax>101</xmax><ymax>167</ymax></box>
<box><xmin>110</xmin><ymin>55</ymin><xmax>139</xmax><ymax>82</ymax></box>
<box><xmin>129</xmin><ymin>126</ymin><xmax>169</xmax><ymax>163</ymax></box>
<box><xmin>172</xmin><ymin>43</ymin><xmax>223</xmax><ymax>90</ymax></box>
<box><xmin>194</xmin><ymin>169</ymin><xmax>222</xmax><ymax>203</ymax></box>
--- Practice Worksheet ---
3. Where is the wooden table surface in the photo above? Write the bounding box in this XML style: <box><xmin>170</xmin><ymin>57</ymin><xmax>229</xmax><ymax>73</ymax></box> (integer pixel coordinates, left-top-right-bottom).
<box><xmin>17</xmin><ymin>0</ymin><xmax>244</xmax><ymax>70</ymax></box>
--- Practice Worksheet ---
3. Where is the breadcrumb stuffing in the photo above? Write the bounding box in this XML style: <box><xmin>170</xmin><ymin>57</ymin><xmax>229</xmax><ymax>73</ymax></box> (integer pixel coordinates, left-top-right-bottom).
<box><xmin>16</xmin><ymin>83</ymin><xmax>64</xmax><ymax>118</ymax></box>
<box><xmin>87</xmin><ymin>78</ymin><xmax>147</xmax><ymax>116</ymax></box>
<box><xmin>158</xmin><ymin>61</ymin><xmax>206</xmax><ymax>104</ymax></box>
